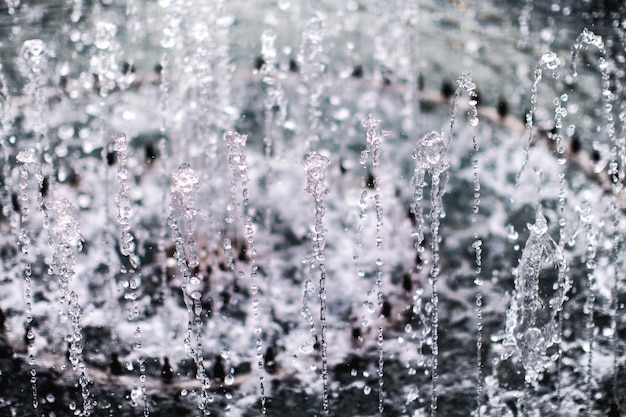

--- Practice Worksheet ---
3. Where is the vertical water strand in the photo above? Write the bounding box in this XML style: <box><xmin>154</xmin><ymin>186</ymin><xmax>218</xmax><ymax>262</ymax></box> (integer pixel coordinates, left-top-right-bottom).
<box><xmin>571</xmin><ymin>29</ymin><xmax>622</xmax><ymax>408</ymax></box>
<box><xmin>260</xmin><ymin>29</ymin><xmax>286</xmax><ymax>303</ymax></box>
<box><xmin>516</xmin><ymin>52</ymin><xmax>561</xmax><ymax>186</ymax></box>
<box><xmin>360</xmin><ymin>114</ymin><xmax>390</xmax><ymax>416</ymax></box>
<box><xmin>302</xmin><ymin>151</ymin><xmax>331</xmax><ymax>416</ymax></box>
<box><xmin>356</xmin><ymin>117</ymin><xmax>370</xmax><ymax>336</ymax></box>
<box><xmin>125</xmin><ymin>0</ymin><xmax>139</xmax><ymax>52</ymax></box>
<box><xmin>5</xmin><ymin>0</ymin><xmax>20</xmax><ymax>16</ymax></box>
<box><xmin>518</xmin><ymin>0</ymin><xmax>534</xmax><ymax>49</ymax></box>
<box><xmin>158</xmin><ymin>52</ymin><xmax>171</xmax><ymax>298</ymax></box>
<box><xmin>261</xmin><ymin>29</ymin><xmax>278</xmax><ymax>160</ymax></box>
<box><xmin>406</xmin><ymin>0</ymin><xmax>420</xmax><ymax>124</ymax></box>
<box><xmin>134</xmin><ymin>327</ymin><xmax>149</xmax><ymax>417</ymax></box>
<box><xmin>261</xmin><ymin>28</ymin><xmax>286</xmax><ymax>156</ymax></box>
<box><xmin>577</xmin><ymin>201</ymin><xmax>597</xmax><ymax>417</ymax></box>
<box><xmin>167</xmin><ymin>164</ymin><xmax>211</xmax><ymax>415</ymax></box>
<box><xmin>0</xmin><ymin>65</ymin><xmax>14</xmax><ymax>220</ymax></box>
<box><xmin>298</xmin><ymin>16</ymin><xmax>326</xmax><ymax>151</ymax></box>
<box><xmin>446</xmin><ymin>72</ymin><xmax>479</xmax><ymax>148</ymax></box>
<box><xmin>552</xmin><ymin>93</ymin><xmax>568</xmax><ymax>249</ymax></box>
<box><xmin>113</xmin><ymin>133</ymin><xmax>138</xmax><ymax>269</ymax></box>
<box><xmin>18</xmin><ymin>39</ymin><xmax>54</xmax><ymax>230</ymax></box>
<box><xmin>411</xmin><ymin>131</ymin><xmax>450</xmax><ymax>417</ymax></box>
<box><xmin>92</xmin><ymin>21</ymin><xmax>120</xmax><ymax>327</ymax></box>
<box><xmin>112</xmin><ymin>132</ymin><xmax>147</xmax><ymax>416</ymax></box>
<box><xmin>551</xmin><ymin>92</ymin><xmax>568</xmax><ymax>407</ymax></box>
<box><xmin>69</xmin><ymin>0</ymin><xmax>83</xmax><ymax>23</ymax></box>
<box><xmin>470</xmin><ymin>136</ymin><xmax>484</xmax><ymax>417</ymax></box>
<box><xmin>18</xmin><ymin>39</ymin><xmax>49</xmax><ymax>155</ymax></box>
<box><xmin>224</xmin><ymin>131</ymin><xmax>267</xmax><ymax>414</ymax></box>
<box><xmin>16</xmin><ymin>149</ymin><xmax>38</xmax><ymax>413</ymax></box>
<box><xmin>50</xmin><ymin>198</ymin><xmax>91</xmax><ymax>417</ymax></box>
<box><xmin>212</xmin><ymin>0</ymin><xmax>235</xmax><ymax>133</ymax></box>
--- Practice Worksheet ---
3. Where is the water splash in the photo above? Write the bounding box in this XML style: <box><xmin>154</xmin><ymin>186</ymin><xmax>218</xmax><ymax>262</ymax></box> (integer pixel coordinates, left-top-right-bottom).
<box><xmin>503</xmin><ymin>210</ymin><xmax>570</xmax><ymax>386</ymax></box>
<box><xmin>302</xmin><ymin>151</ymin><xmax>331</xmax><ymax>416</ymax></box>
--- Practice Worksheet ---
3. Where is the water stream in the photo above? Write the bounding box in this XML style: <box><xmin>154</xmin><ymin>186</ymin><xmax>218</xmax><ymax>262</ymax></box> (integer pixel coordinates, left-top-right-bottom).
<box><xmin>0</xmin><ymin>1</ymin><xmax>625</xmax><ymax>417</ymax></box>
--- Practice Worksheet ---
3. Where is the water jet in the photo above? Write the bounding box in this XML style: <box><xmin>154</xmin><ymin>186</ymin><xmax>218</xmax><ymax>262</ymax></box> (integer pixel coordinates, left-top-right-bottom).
<box><xmin>0</xmin><ymin>1</ymin><xmax>625</xmax><ymax>417</ymax></box>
